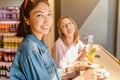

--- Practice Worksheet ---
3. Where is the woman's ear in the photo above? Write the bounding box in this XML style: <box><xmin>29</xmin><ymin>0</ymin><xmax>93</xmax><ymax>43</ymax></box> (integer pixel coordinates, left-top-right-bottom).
<box><xmin>24</xmin><ymin>16</ymin><xmax>30</xmax><ymax>26</ymax></box>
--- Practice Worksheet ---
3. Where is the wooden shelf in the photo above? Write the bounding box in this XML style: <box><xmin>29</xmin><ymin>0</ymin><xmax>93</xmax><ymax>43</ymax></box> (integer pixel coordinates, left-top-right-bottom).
<box><xmin>0</xmin><ymin>61</ymin><xmax>12</xmax><ymax>66</ymax></box>
<box><xmin>0</xmin><ymin>20</ymin><xmax>19</xmax><ymax>24</ymax></box>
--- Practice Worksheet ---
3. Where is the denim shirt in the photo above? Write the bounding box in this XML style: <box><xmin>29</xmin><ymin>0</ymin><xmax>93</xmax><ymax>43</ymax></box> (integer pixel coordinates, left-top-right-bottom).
<box><xmin>10</xmin><ymin>34</ymin><xmax>61</xmax><ymax>80</ymax></box>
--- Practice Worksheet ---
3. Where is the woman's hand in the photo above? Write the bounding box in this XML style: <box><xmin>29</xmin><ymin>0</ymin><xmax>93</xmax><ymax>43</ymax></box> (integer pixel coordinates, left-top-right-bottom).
<box><xmin>72</xmin><ymin>68</ymin><xmax>101</xmax><ymax>80</ymax></box>
<box><xmin>77</xmin><ymin>46</ymin><xmax>87</xmax><ymax>61</ymax></box>
<box><xmin>74</xmin><ymin>60</ymin><xmax>92</xmax><ymax>71</ymax></box>
<box><xmin>81</xmin><ymin>68</ymin><xmax>101</xmax><ymax>80</ymax></box>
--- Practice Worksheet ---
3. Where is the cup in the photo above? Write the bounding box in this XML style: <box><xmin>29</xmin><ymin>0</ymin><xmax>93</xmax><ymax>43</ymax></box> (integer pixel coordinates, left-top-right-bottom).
<box><xmin>83</xmin><ymin>35</ymin><xmax>93</xmax><ymax>43</ymax></box>
<box><xmin>87</xmin><ymin>48</ymin><xmax>96</xmax><ymax>62</ymax></box>
<box><xmin>83</xmin><ymin>35</ymin><xmax>94</xmax><ymax>49</ymax></box>
<box><xmin>83</xmin><ymin>35</ymin><xmax>88</xmax><ymax>45</ymax></box>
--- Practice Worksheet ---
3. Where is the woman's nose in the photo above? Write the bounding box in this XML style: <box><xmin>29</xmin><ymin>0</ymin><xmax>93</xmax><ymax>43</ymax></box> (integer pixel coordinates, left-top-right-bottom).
<box><xmin>66</xmin><ymin>24</ymin><xmax>71</xmax><ymax>29</ymax></box>
<box><xmin>43</xmin><ymin>18</ymin><xmax>49</xmax><ymax>25</ymax></box>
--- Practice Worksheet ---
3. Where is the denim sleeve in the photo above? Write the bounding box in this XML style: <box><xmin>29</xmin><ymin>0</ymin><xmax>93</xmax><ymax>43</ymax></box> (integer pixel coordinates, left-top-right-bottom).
<box><xmin>21</xmin><ymin>51</ymin><xmax>51</xmax><ymax>80</ymax></box>
<box><xmin>10</xmin><ymin>65</ymin><xmax>27</xmax><ymax>80</ymax></box>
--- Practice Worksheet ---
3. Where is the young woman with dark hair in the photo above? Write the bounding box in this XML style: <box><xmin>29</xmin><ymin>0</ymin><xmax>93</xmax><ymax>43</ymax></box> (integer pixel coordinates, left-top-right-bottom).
<box><xmin>10</xmin><ymin>0</ymin><xmax>61</xmax><ymax>80</ymax></box>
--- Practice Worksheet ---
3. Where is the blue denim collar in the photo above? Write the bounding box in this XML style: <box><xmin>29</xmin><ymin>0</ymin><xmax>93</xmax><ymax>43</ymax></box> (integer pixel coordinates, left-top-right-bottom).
<box><xmin>27</xmin><ymin>34</ymin><xmax>47</xmax><ymax>48</ymax></box>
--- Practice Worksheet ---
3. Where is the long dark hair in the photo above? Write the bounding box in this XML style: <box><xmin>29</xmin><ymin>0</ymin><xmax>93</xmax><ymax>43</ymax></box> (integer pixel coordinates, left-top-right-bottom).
<box><xmin>16</xmin><ymin>0</ymin><xmax>49</xmax><ymax>37</ymax></box>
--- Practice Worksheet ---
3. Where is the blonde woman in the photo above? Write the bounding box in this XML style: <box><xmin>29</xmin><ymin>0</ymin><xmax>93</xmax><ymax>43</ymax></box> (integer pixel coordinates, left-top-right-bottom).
<box><xmin>52</xmin><ymin>16</ymin><xmax>100</xmax><ymax>80</ymax></box>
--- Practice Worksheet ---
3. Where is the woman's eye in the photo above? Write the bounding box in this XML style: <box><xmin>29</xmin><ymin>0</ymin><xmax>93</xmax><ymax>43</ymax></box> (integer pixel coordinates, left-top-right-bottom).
<box><xmin>62</xmin><ymin>24</ymin><xmax>66</xmax><ymax>28</ymax></box>
<box><xmin>68</xmin><ymin>22</ymin><xmax>71</xmax><ymax>25</ymax></box>
<box><xmin>36</xmin><ymin>14</ymin><xmax>43</xmax><ymax>17</ymax></box>
<box><xmin>48</xmin><ymin>13</ymin><xmax>52</xmax><ymax>16</ymax></box>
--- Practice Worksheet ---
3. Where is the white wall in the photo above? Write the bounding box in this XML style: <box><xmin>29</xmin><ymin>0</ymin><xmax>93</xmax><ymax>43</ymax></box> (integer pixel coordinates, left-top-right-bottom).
<box><xmin>79</xmin><ymin>0</ymin><xmax>108</xmax><ymax>49</ymax></box>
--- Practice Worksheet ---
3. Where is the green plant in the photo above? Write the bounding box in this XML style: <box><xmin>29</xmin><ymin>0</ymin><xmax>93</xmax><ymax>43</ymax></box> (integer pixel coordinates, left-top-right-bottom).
<box><xmin>118</xmin><ymin>56</ymin><xmax>120</xmax><ymax>61</ymax></box>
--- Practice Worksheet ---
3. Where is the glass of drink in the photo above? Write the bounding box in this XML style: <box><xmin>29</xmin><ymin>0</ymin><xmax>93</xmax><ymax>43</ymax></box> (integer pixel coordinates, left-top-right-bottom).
<box><xmin>87</xmin><ymin>48</ymin><xmax>96</xmax><ymax>62</ymax></box>
<box><xmin>83</xmin><ymin>35</ymin><xmax>95</xmax><ymax>62</ymax></box>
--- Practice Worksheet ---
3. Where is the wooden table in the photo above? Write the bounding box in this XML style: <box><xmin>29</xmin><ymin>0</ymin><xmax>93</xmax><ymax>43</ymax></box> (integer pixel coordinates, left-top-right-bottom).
<box><xmin>93</xmin><ymin>44</ymin><xmax>120</xmax><ymax>80</ymax></box>
<box><xmin>74</xmin><ymin>44</ymin><xmax>120</xmax><ymax>80</ymax></box>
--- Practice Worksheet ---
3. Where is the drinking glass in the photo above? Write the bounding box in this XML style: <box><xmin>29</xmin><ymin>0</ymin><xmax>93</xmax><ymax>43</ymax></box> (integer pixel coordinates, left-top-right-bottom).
<box><xmin>83</xmin><ymin>35</ymin><xmax>95</xmax><ymax>62</ymax></box>
<box><xmin>87</xmin><ymin>48</ymin><xmax>96</xmax><ymax>62</ymax></box>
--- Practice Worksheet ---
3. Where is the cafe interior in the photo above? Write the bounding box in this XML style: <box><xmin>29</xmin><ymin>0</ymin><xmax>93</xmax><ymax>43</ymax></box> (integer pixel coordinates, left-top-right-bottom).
<box><xmin>0</xmin><ymin>0</ymin><xmax>120</xmax><ymax>80</ymax></box>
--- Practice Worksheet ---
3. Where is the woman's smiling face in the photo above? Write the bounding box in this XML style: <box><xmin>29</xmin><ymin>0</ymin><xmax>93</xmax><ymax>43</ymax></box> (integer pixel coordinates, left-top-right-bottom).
<box><xmin>26</xmin><ymin>2</ymin><xmax>53</xmax><ymax>38</ymax></box>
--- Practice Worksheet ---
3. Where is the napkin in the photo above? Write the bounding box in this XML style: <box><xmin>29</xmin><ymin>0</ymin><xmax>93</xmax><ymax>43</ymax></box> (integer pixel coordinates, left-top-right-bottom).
<box><xmin>100</xmin><ymin>68</ymin><xmax>110</xmax><ymax>78</ymax></box>
<box><xmin>90</xmin><ymin>63</ymin><xmax>110</xmax><ymax>78</ymax></box>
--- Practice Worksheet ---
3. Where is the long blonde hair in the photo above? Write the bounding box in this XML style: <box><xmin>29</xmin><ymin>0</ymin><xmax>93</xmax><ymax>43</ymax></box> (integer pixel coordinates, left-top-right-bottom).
<box><xmin>57</xmin><ymin>16</ymin><xmax>80</xmax><ymax>44</ymax></box>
